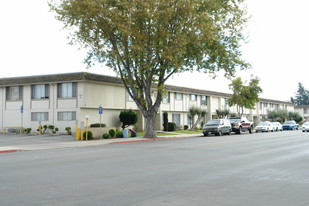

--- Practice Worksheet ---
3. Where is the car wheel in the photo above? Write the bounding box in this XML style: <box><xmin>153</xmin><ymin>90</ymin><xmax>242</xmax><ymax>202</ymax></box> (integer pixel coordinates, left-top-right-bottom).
<box><xmin>203</xmin><ymin>132</ymin><xmax>208</xmax><ymax>136</ymax></box>
<box><xmin>218</xmin><ymin>131</ymin><xmax>222</xmax><ymax>136</ymax></box>
<box><xmin>228</xmin><ymin>130</ymin><xmax>231</xmax><ymax>135</ymax></box>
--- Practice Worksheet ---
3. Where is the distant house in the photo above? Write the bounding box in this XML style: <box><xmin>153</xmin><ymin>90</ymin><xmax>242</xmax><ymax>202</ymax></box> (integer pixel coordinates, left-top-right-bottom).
<box><xmin>0</xmin><ymin>72</ymin><xmax>294</xmax><ymax>133</ymax></box>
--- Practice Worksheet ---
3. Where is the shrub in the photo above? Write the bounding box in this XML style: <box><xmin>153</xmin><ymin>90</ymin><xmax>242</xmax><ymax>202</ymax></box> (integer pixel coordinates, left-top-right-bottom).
<box><xmin>48</xmin><ymin>125</ymin><xmax>55</xmax><ymax>130</ymax></box>
<box><xmin>167</xmin><ymin>122</ymin><xmax>177</xmax><ymax>131</ymax></box>
<box><xmin>65</xmin><ymin>127</ymin><xmax>72</xmax><ymax>135</ymax></box>
<box><xmin>24</xmin><ymin>128</ymin><xmax>32</xmax><ymax>134</ymax></box>
<box><xmin>48</xmin><ymin>125</ymin><xmax>58</xmax><ymax>134</ymax></box>
<box><xmin>83</xmin><ymin>131</ymin><xmax>93</xmax><ymax>140</ymax></box>
<box><xmin>184</xmin><ymin>125</ymin><xmax>189</xmax><ymax>130</ymax></box>
<box><xmin>116</xmin><ymin>131</ymin><xmax>124</xmax><ymax>138</ymax></box>
<box><xmin>108</xmin><ymin>129</ymin><xmax>116</xmax><ymax>137</ymax></box>
<box><xmin>90</xmin><ymin>123</ymin><xmax>106</xmax><ymax>128</ymax></box>
<box><xmin>102</xmin><ymin>133</ymin><xmax>110</xmax><ymax>139</ymax></box>
<box><xmin>119</xmin><ymin>109</ymin><xmax>138</xmax><ymax>129</ymax></box>
<box><xmin>163</xmin><ymin>112</ymin><xmax>168</xmax><ymax>131</ymax></box>
<box><xmin>42</xmin><ymin>124</ymin><xmax>48</xmax><ymax>134</ymax></box>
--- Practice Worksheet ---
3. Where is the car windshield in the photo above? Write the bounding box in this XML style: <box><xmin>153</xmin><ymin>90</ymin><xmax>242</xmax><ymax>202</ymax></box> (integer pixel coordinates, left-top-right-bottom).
<box><xmin>258</xmin><ymin>122</ymin><xmax>268</xmax><ymax>126</ymax></box>
<box><xmin>284</xmin><ymin>121</ymin><xmax>295</xmax><ymax>124</ymax></box>
<box><xmin>206</xmin><ymin>120</ymin><xmax>220</xmax><ymax>126</ymax></box>
<box><xmin>304</xmin><ymin>122</ymin><xmax>309</xmax><ymax>126</ymax></box>
<box><xmin>229</xmin><ymin>118</ymin><xmax>241</xmax><ymax>123</ymax></box>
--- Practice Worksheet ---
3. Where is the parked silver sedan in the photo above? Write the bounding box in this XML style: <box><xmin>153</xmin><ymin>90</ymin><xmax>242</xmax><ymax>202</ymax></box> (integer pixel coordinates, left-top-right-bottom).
<box><xmin>272</xmin><ymin>122</ymin><xmax>283</xmax><ymax>131</ymax></box>
<box><xmin>302</xmin><ymin>122</ymin><xmax>309</xmax><ymax>132</ymax></box>
<box><xmin>255</xmin><ymin>121</ymin><xmax>273</xmax><ymax>132</ymax></box>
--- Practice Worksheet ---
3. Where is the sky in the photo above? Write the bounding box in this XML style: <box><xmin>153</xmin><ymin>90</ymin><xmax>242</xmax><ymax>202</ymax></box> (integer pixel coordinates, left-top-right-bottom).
<box><xmin>1</xmin><ymin>0</ymin><xmax>309</xmax><ymax>102</ymax></box>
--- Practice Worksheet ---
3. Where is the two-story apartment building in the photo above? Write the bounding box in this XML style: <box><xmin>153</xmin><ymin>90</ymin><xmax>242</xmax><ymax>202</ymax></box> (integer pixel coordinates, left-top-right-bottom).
<box><xmin>0</xmin><ymin>72</ymin><xmax>294</xmax><ymax>133</ymax></box>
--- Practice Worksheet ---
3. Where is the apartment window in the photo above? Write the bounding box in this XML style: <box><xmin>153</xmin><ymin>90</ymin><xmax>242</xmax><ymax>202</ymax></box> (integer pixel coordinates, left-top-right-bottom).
<box><xmin>31</xmin><ymin>84</ymin><xmax>49</xmax><ymax>99</ymax></box>
<box><xmin>190</xmin><ymin>94</ymin><xmax>197</xmax><ymax>101</ymax></box>
<box><xmin>31</xmin><ymin>112</ymin><xmax>49</xmax><ymax>121</ymax></box>
<box><xmin>201</xmin><ymin>96</ymin><xmax>207</xmax><ymax>105</ymax></box>
<box><xmin>6</xmin><ymin>86</ymin><xmax>23</xmax><ymax>101</ymax></box>
<box><xmin>162</xmin><ymin>92</ymin><xmax>170</xmax><ymax>104</ymax></box>
<box><xmin>260</xmin><ymin>102</ymin><xmax>263</xmax><ymax>110</ymax></box>
<box><xmin>58</xmin><ymin>111</ymin><xmax>76</xmax><ymax>121</ymax></box>
<box><xmin>172</xmin><ymin>114</ymin><xmax>181</xmax><ymax>125</ymax></box>
<box><xmin>58</xmin><ymin>83</ymin><xmax>77</xmax><ymax>98</ymax></box>
<box><xmin>175</xmin><ymin>93</ymin><xmax>183</xmax><ymax>100</ymax></box>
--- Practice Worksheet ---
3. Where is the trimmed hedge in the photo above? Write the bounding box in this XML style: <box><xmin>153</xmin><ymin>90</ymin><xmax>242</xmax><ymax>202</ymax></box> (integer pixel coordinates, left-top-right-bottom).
<box><xmin>102</xmin><ymin>133</ymin><xmax>110</xmax><ymax>139</ymax></box>
<box><xmin>168</xmin><ymin>122</ymin><xmax>177</xmax><ymax>131</ymax></box>
<box><xmin>108</xmin><ymin>129</ymin><xmax>116</xmax><ymax>137</ymax></box>
<box><xmin>83</xmin><ymin>131</ymin><xmax>93</xmax><ymax>140</ymax></box>
<box><xmin>90</xmin><ymin>123</ymin><xmax>106</xmax><ymax>128</ymax></box>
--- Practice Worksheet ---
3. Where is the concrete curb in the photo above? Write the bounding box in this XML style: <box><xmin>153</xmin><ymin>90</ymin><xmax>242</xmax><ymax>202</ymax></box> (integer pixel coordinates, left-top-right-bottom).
<box><xmin>109</xmin><ymin>135</ymin><xmax>200</xmax><ymax>144</ymax></box>
<box><xmin>0</xmin><ymin>149</ymin><xmax>20</xmax><ymax>154</ymax></box>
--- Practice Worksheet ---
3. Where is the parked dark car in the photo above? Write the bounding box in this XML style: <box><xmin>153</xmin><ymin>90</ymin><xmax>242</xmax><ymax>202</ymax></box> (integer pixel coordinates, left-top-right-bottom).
<box><xmin>203</xmin><ymin>119</ymin><xmax>231</xmax><ymax>136</ymax></box>
<box><xmin>282</xmin><ymin>120</ymin><xmax>299</xmax><ymax>130</ymax></box>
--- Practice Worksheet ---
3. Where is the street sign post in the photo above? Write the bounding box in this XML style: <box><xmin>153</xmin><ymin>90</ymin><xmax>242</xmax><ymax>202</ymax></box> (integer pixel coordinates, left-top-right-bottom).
<box><xmin>99</xmin><ymin>105</ymin><xmax>103</xmax><ymax>133</ymax></box>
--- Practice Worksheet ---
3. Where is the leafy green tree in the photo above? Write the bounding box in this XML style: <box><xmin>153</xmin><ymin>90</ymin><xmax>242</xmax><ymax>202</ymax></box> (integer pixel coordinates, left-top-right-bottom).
<box><xmin>215</xmin><ymin>108</ymin><xmax>230</xmax><ymax>119</ymax></box>
<box><xmin>228</xmin><ymin>77</ymin><xmax>262</xmax><ymax>116</ymax></box>
<box><xmin>119</xmin><ymin>109</ymin><xmax>138</xmax><ymax>129</ymax></box>
<box><xmin>267</xmin><ymin>109</ymin><xmax>288</xmax><ymax>123</ymax></box>
<box><xmin>291</xmin><ymin>82</ymin><xmax>309</xmax><ymax>105</ymax></box>
<box><xmin>49</xmin><ymin>0</ymin><xmax>249</xmax><ymax>138</ymax></box>
<box><xmin>288</xmin><ymin>111</ymin><xmax>303</xmax><ymax>123</ymax></box>
<box><xmin>267</xmin><ymin>109</ymin><xmax>302</xmax><ymax>123</ymax></box>
<box><xmin>188</xmin><ymin>106</ymin><xmax>207</xmax><ymax>129</ymax></box>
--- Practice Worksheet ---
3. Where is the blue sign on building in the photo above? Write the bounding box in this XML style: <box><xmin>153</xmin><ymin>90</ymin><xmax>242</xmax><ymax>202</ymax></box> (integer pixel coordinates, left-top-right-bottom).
<box><xmin>99</xmin><ymin>106</ymin><xmax>103</xmax><ymax>114</ymax></box>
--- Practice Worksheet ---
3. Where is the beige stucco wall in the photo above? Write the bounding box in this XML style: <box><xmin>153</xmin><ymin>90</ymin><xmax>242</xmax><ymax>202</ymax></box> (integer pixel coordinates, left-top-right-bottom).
<box><xmin>82</xmin><ymin>82</ymin><xmax>126</xmax><ymax>109</ymax></box>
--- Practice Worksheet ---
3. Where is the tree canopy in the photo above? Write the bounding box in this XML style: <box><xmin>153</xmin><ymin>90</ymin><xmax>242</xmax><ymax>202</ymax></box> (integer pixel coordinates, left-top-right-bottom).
<box><xmin>228</xmin><ymin>77</ymin><xmax>262</xmax><ymax>116</ymax></box>
<box><xmin>188</xmin><ymin>106</ymin><xmax>207</xmax><ymax>129</ymax></box>
<box><xmin>119</xmin><ymin>109</ymin><xmax>138</xmax><ymax>129</ymax></box>
<box><xmin>49</xmin><ymin>0</ymin><xmax>250</xmax><ymax>138</ymax></box>
<box><xmin>291</xmin><ymin>82</ymin><xmax>309</xmax><ymax>105</ymax></box>
<box><xmin>267</xmin><ymin>109</ymin><xmax>303</xmax><ymax>123</ymax></box>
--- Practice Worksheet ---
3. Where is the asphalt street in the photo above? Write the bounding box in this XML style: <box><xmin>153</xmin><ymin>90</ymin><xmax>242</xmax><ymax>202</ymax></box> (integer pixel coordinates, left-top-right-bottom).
<box><xmin>1</xmin><ymin>131</ymin><xmax>309</xmax><ymax>206</ymax></box>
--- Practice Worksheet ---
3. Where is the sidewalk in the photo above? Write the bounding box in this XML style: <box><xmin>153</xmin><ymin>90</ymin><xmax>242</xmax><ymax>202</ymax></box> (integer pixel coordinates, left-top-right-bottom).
<box><xmin>0</xmin><ymin>132</ymin><xmax>202</xmax><ymax>153</ymax></box>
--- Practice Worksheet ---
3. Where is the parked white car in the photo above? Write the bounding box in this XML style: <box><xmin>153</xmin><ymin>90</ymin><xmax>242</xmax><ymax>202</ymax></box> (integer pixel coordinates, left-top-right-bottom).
<box><xmin>255</xmin><ymin>121</ymin><xmax>273</xmax><ymax>132</ymax></box>
<box><xmin>302</xmin><ymin>122</ymin><xmax>309</xmax><ymax>132</ymax></box>
<box><xmin>272</xmin><ymin>122</ymin><xmax>283</xmax><ymax>131</ymax></box>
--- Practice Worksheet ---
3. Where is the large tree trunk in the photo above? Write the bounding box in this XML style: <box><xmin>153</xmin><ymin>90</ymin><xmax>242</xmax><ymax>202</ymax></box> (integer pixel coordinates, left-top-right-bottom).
<box><xmin>143</xmin><ymin>112</ymin><xmax>157</xmax><ymax>139</ymax></box>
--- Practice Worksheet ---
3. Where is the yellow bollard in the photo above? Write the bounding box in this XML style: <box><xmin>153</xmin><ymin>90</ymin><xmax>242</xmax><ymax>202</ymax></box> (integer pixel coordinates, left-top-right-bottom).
<box><xmin>76</xmin><ymin>128</ymin><xmax>81</xmax><ymax>140</ymax></box>
<box><xmin>38</xmin><ymin>125</ymin><xmax>42</xmax><ymax>135</ymax></box>
<box><xmin>85</xmin><ymin>117</ymin><xmax>89</xmax><ymax>141</ymax></box>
